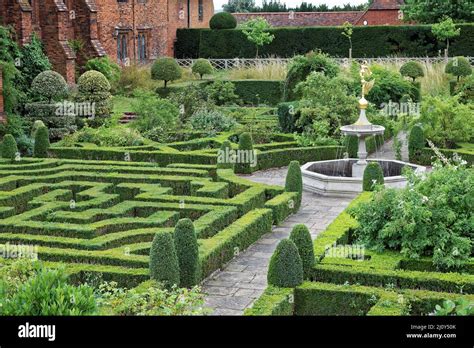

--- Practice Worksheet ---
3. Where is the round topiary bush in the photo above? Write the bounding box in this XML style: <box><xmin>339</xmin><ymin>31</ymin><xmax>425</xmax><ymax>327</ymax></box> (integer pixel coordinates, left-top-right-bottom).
<box><xmin>285</xmin><ymin>160</ymin><xmax>302</xmax><ymax>209</ymax></box>
<box><xmin>151</xmin><ymin>57</ymin><xmax>182</xmax><ymax>88</ymax></box>
<box><xmin>267</xmin><ymin>239</ymin><xmax>303</xmax><ymax>287</ymax></box>
<box><xmin>76</xmin><ymin>70</ymin><xmax>113</xmax><ymax>128</ymax></box>
<box><xmin>217</xmin><ymin>140</ymin><xmax>234</xmax><ymax>170</ymax></box>
<box><xmin>408</xmin><ymin>124</ymin><xmax>425</xmax><ymax>163</ymax></box>
<box><xmin>31</xmin><ymin>70</ymin><xmax>68</xmax><ymax>102</ymax></box>
<box><xmin>1</xmin><ymin>134</ymin><xmax>18</xmax><ymax>161</ymax></box>
<box><xmin>362</xmin><ymin>162</ymin><xmax>384</xmax><ymax>192</ymax></box>
<box><xmin>237</xmin><ymin>132</ymin><xmax>254</xmax><ymax>174</ymax></box>
<box><xmin>289</xmin><ymin>224</ymin><xmax>314</xmax><ymax>279</ymax></box>
<box><xmin>192</xmin><ymin>58</ymin><xmax>213</xmax><ymax>79</ymax></box>
<box><xmin>445</xmin><ymin>57</ymin><xmax>472</xmax><ymax>82</ymax></box>
<box><xmin>149</xmin><ymin>232</ymin><xmax>180</xmax><ymax>288</ymax></box>
<box><xmin>31</xmin><ymin>120</ymin><xmax>46</xmax><ymax>138</ymax></box>
<box><xmin>400</xmin><ymin>61</ymin><xmax>425</xmax><ymax>82</ymax></box>
<box><xmin>209</xmin><ymin>12</ymin><xmax>237</xmax><ymax>30</ymax></box>
<box><xmin>174</xmin><ymin>218</ymin><xmax>199</xmax><ymax>288</ymax></box>
<box><xmin>33</xmin><ymin>125</ymin><xmax>50</xmax><ymax>158</ymax></box>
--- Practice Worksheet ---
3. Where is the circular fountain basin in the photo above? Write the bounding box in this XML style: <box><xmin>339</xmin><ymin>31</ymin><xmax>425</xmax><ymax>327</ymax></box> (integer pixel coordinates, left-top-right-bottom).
<box><xmin>301</xmin><ymin>159</ymin><xmax>426</xmax><ymax>197</ymax></box>
<box><xmin>340</xmin><ymin>124</ymin><xmax>385</xmax><ymax>137</ymax></box>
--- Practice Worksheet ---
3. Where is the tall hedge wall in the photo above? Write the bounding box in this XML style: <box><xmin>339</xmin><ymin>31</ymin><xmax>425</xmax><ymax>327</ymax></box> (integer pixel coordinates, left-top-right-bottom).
<box><xmin>175</xmin><ymin>24</ymin><xmax>474</xmax><ymax>59</ymax></box>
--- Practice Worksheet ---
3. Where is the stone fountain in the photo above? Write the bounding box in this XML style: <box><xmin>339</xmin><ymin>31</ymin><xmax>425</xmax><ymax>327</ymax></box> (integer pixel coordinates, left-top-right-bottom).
<box><xmin>301</xmin><ymin>62</ymin><xmax>425</xmax><ymax>197</ymax></box>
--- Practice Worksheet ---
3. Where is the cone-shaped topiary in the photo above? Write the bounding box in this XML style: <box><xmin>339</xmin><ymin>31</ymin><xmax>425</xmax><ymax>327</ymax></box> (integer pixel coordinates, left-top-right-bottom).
<box><xmin>362</xmin><ymin>162</ymin><xmax>384</xmax><ymax>191</ymax></box>
<box><xmin>1</xmin><ymin>134</ymin><xmax>18</xmax><ymax>161</ymax></box>
<box><xmin>400</xmin><ymin>61</ymin><xmax>424</xmax><ymax>82</ymax></box>
<box><xmin>209</xmin><ymin>12</ymin><xmax>237</xmax><ymax>30</ymax></box>
<box><xmin>192</xmin><ymin>58</ymin><xmax>213</xmax><ymax>79</ymax></box>
<box><xmin>149</xmin><ymin>232</ymin><xmax>180</xmax><ymax>288</ymax></box>
<box><xmin>267</xmin><ymin>239</ymin><xmax>303</xmax><ymax>287</ymax></box>
<box><xmin>408</xmin><ymin>124</ymin><xmax>425</xmax><ymax>163</ymax></box>
<box><xmin>33</xmin><ymin>126</ymin><xmax>50</xmax><ymax>158</ymax></box>
<box><xmin>174</xmin><ymin>218</ymin><xmax>200</xmax><ymax>288</ymax></box>
<box><xmin>289</xmin><ymin>224</ymin><xmax>314</xmax><ymax>279</ymax></box>
<box><xmin>237</xmin><ymin>132</ymin><xmax>254</xmax><ymax>174</ymax></box>
<box><xmin>217</xmin><ymin>140</ymin><xmax>234</xmax><ymax>170</ymax></box>
<box><xmin>285</xmin><ymin>160</ymin><xmax>302</xmax><ymax>209</ymax></box>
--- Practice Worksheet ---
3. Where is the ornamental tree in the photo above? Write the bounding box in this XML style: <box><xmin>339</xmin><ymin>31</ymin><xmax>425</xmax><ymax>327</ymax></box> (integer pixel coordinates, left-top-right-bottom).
<box><xmin>341</xmin><ymin>21</ymin><xmax>353</xmax><ymax>59</ymax></box>
<box><xmin>400</xmin><ymin>61</ymin><xmax>425</xmax><ymax>82</ymax></box>
<box><xmin>431</xmin><ymin>17</ymin><xmax>461</xmax><ymax>58</ymax></box>
<box><xmin>151</xmin><ymin>57</ymin><xmax>182</xmax><ymax>88</ymax></box>
<box><xmin>241</xmin><ymin>18</ymin><xmax>275</xmax><ymax>58</ymax></box>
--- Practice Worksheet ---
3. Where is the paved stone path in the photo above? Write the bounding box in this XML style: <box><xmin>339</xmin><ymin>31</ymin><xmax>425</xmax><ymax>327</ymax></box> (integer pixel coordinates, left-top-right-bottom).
<box><xmin>202</xmin><ymin>167</ymin><xmax>355</xmax><ymax>315</ymax></box>
<box><xmin>368</xmin><ymin>131</ymin><xmax>408</xmax><ymax>161</ymax></box>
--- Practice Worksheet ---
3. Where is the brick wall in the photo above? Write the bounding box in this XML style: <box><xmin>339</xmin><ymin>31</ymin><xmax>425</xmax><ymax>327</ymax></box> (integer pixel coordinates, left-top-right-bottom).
<box><xmin>356</xmin><ymin>9</ymin><xmax>403</xmax><ymax>26</ymax></box>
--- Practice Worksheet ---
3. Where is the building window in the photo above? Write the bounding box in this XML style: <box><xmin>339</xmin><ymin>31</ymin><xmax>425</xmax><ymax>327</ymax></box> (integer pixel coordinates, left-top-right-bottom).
<box><xmin>117</xmin><ymin>33</ymin><xmax>128</xmax><ymax>64</ymax></box>
<box><xmin>138</xmin><ymin>33</ymin><xmax>147</xmax><ymax>63</ymax></box>
<box><xmin>198</xmin><ymin>0</ymin><xmax>204</xmax><ymax>21</ymax></box>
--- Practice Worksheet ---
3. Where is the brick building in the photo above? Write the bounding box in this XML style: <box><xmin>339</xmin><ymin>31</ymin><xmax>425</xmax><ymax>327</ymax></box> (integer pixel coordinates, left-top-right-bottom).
<box><xmin>0</xmin><ymin>0</ymin><xmax>214</xmax><ymax>83</ymax></box>
<box><xmin>233</xmin><ymin>0</ymin><xmax>405</xmax><ymax>27</ymax></box>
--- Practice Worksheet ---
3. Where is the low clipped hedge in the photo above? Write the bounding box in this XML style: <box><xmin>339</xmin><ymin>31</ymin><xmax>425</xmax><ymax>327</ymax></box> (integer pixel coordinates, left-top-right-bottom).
<box><xmin>244</xmin><ymin>286</ymin><xmax>294</xmax><ymax>315</ymax></box>
<box><xmin>176</xmin><ymin>24</ymin><xmax>474</xmax><ymax>59</ymax></box>
<box><xmin>417</xmin><ymin>147</ymin><xmax>474</xmax><ymax>166</ymax></box>
<box><xmin>232</xmin><ymin>80</ymin><xmax>283</xmax><ymax>106</ymax></box>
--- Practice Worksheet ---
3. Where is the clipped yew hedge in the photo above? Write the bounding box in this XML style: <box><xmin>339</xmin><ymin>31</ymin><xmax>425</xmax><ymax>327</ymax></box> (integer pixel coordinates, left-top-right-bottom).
<box><xmin>176</xmin><ymin>24</ymin><xmax>474</xmax><ymax>59</ymax></box>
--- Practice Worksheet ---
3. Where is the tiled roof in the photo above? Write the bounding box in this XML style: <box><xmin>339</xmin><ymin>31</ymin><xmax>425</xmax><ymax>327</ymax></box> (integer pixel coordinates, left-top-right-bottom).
<box><xmin>369</xmin><ymin>0</ymin><xmax>404</xmax><ymax>10</ymax></box>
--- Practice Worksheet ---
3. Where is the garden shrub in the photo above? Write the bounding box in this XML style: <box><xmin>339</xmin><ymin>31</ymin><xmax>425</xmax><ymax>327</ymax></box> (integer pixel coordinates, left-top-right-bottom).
<box><xmin>76</xmin><ymin>70</ymin><xmax>113</xmax><ymax>128</ymax></box>
<box><xmin>30</xmin><ymin>70</ymin><xmax>68</xmax><ymax>102</ymax></box>
<box><xmin>174</xmin><ymin>218</ymin><xmax>200</xmax><ymax>288</ymax></box>
<box><xmin>366</xmin><ymin>65</ymin><xmax>415</xmax><ymax>107</ymax></box>
<box><xmin>289</xmin><ymin>224</ymin><xmax>314</xmax><ymax>279</ymax></box>
<box><xmin>350</xmin><ymin>160</ymin><xmax>473</xmax><ymax>270</ymax></box>
<box><xmin>33</xmin><ymin>125</ymin><xmax>50</xmax><ymax>158</ymax></box>
<box><xmin>362</xmin><ymin>162</ymin><xmax>384</xmax><ymax>191</ymax></box>
<box><xmin>232</xmin><ymin>80</ymin><xmax>283</xmax><ymax>106</ymax></box>
<box><xmin>417</xmin><ymin>95</ymin><xmax>473</xmax><ymax>149</ymax></box>
<box><xmin>217</xmin><ymin>140</ymin><xmax>234</xmax><ymax>170</ymax></box>
<box><xmin>277</xmin><ymin>101</ymin><xmax>300</xmax><ymax>133</ymax></box>
<box><xmin>267</xmin><ymin>239</ymin><xmax>304</xmax><ymax>287</ymax></box>
<box><xmin>192</xmin><ymin>58</ymin><xmax>213</xmax><ymax>79</ymax></box>
<box><xmin>284</xmin><ymin>52</ymin><xmax>339</xmax><ymax>101</ymax></box>
<box><xmin>209</xmin><ymin>12</ymin><xmax>237</xmax><ymax>30</ymax></box>
<box><xmin>31</xmin><ymin>120</ymin><xmax>46</xmax><ymax>138</ymax></box>
<box><xmin>59</xmin><ymin>125</ymin><xmax>144</xmax><ymax>147</ymax></box>
<box><xmin>0</xmin><ymin>260</ymin><xmax>96</xmax><ymax>316</ymax></box>
<box><xmin>131</xmin><ymin>90</ymin><xmax>179</xmax><ymax>133</ymax></box>
<box><xmin>237</xmin><ymin>132</ymin><xmax>254</xmax><ymax>174</ymax></box>
<box><xmin>204</xmin><ymin>80</ymin><xmax>239</xmax><ymax>106</ymax></box>
<box><xmin>445</xmin><ymin>56</ymin><xmax>472</xmax><ymax>82</ymax></box>
<box><xmin>400</xmin><ymin>61</ymin><xmax>425</xmax><ymax>82</ymax></box>
<box><xmin>84</xmin><ymin>56</ymin><xmax>121</xmax><ymax>83</ymax></box>
<box><xmin>408</xmin><ymin>124</ymin><xmax>425</xmax><ymax>163</ymax></box>
<box><xmin>151</xmin><ymin>57</ymin><xmax>182</xmax><ymax>88</ymax></box>
<box><xmin>168</xmin><ymin>83</ymin><xmax>213</xmax><ymax>121</ymax></box>
<box><xmin>16</xmin><ymin>33</ymin><xmax>51</xmax><ymax>91</ymax></box>
<box><xmin>455</xmin><ymin>74</ymin><xmax>474</xmax><ymax>103</ymax></box>
<box><xmin>149</xmin><ymin>232</ymin><xmax>180</xmax><ymax>288</ymax></box>
<box><xmin>295</xmin><ymin>72</ymin><xmax>358</xmax><ymax>137</ymax></box>
<box><xmin>285</xmin><ymin>160</ymin><xmax>302</xmax><ymax>209</ymax></box>
<box><xmin>114</xmin><ymin>64</ymin><xmax>156</xmax><ymax>96</ymax></box>
<box><xmin>190</xmin><ymin>109</ymin><xmax>237</xmax><ymax>134</ymax></box>
<box><xmin>1</xmin><ymin>134</ymin><xmax>18</xmax><ymax>161</ymax></box>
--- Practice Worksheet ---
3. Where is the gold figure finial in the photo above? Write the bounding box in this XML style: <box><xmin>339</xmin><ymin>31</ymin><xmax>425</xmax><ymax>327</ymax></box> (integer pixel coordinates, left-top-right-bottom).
<box><xmin>359</xmin><ymin>60</ymin><xmax>375</xmax><ymax>110</ymax></box>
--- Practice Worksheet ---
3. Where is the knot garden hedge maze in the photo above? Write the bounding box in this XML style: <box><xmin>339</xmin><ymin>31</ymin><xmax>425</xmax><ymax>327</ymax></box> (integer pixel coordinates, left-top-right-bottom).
<box><xmin>0</xmin><ymin>152</ymin><xmax>300</xmax><ymax>287</ymax></box>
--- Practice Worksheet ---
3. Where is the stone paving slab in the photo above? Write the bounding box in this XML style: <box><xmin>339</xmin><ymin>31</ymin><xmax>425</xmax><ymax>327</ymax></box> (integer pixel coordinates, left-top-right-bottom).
<box><xmin>202</xmin><ymin>166</ymin><xmax>355</xmax><ymax>315</ymax></box>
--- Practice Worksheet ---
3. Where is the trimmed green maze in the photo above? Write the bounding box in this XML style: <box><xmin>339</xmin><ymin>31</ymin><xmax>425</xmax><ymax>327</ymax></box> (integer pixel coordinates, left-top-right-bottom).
<box><xmin>0</xmin><ymin>158</ymin><xmax>297</xmax><ymax>287</ymax></box>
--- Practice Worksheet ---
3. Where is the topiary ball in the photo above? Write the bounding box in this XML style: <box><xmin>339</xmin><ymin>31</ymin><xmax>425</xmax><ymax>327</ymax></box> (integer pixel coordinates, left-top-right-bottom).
<box><xmin>33</xmin><ymin>126</ymin><xmax>50</xmax><ymax>158</ymax></box>
<box><xmin>289</xmin><ymin>224</ymin><xmax>314</xmax><ymax>279</ymax></box>
<box><xmin>77</xmin><ymin>70</ymin><xmax>111</xmax><ymax>96</ymax></box>
<box><xmin>192</xmin><ymin>58</ymin><xmax>213</xmax><ymax>79</ymax></box>
<box><xmin>151</xmin><ymin>58</ymin><xmax>182</xmax><ymax>88</ymax></box>
<box><xmin>31</xmin><ymin>70</ymin><xmax>68</xmax><ymax>102</ymax></box>
<box><xmin>285</xmin><ymin>160</ymin><xmax>302</xmax><ymax>209</ymax></box>
<box><xmin>400</xmin><ymin>61</ymin><xmax>424</xmax><ymax>82</ymax></box>
<box><xmin>408</xmin><ymin>124</ymin><xmax>425</xmax><ymax>163</ymax></box>
<box><xmin>217</xmin><ymin>140</ymin><xmax>234</xmax><ymax>170</ymax></box>
<box><xmin>1</xmin><ymin>134</ymin><xmax>18</xmax><ymax>161</ymax></box>
<box><xmin>149</xmin><ymin>232</ymin><xmax>180</xmax><ymax>288</ymax></box>
<box><xmin>362</xmin><ymin>162</ymin><xmax>384</xmax><ymax>192</ymax></box>
<box><xmin>267</xmin><ymin>239</ymin><xmax>303</xmax><ymax>287</ymax></box>
<box><xmin>174</xmin><ymin>218</ymin><xmax>200</xmax><ymax>288</ymax></box>
<box><xmin>209</xmin><ymin>12</ymin><xmax>237</xmax><ymax>30</ymax></box>
<box><xmin>445</xmin><ymin>57</ymin><xmax>472</xmax><ymax>81</ymax></box>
